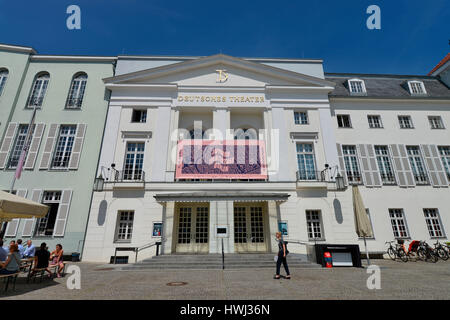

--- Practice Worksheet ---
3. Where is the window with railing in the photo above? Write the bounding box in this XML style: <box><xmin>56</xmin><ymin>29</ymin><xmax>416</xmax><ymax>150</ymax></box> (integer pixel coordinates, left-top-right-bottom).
<box><xmin>65</xmin><ymin>73</ymin><xmax>87</xmax><ymax>109</ymax></box>
<box><xmin>51</xmin><ymin>125</ymin><xmax>77</xmax><ymax>169</ymax></box>
<box><xmin>342</xmin><ymin>145</ymin><xmax>362</xmax><ymax>183</ymax></box>
<box><xmin>296</xmin><ymin>143</ymin><xmax>317</xmax><ymax>180</ymax></box>
<box><xmin>0</xmin><ymin>69</ymin><xmax>8</xmax><ymax>97</ymax></box>
<box><xmin>406</xmin><ymin>146</ymin><xmax>428</xmax><ymax>184</ymax></box>
<box><xmin>374</xmin><ymin>146</ymin><xmax>395</xmax><ymax>184</ymax></box>
<box><xmin>438</xmin><ymin>146</ymin><xmax>450</xmax><ymax>180</ymax></box>
<box><xmin>389</xmin><ymin>209</ymin><xmax>409</xmax><ymax>239</ymax></box>
<box><xmin>26</xmin><ymin>73</ymin><xmax>49</xmax><ymax>108</ymax></box>
<box><xmin>123</xmin><ymin>142</ymin><xmax>145</xmax><ymax>180</ymax></box>
<box><xmin>132</xmin><ymin>109</ymin><xmax>147</xmax><ymax>123</ymax></box>
<box><xmin>423</xmin><ymin>209</ymin><xmax>445</xmax><ymax>238</ymax></box>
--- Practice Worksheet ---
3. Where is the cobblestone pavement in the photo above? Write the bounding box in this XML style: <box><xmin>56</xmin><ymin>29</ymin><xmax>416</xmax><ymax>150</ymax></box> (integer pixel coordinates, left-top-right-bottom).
<box><xmin>1</xmin><ymin>259</ymin><xmax>449</xmax><ymax>300</ymax></box>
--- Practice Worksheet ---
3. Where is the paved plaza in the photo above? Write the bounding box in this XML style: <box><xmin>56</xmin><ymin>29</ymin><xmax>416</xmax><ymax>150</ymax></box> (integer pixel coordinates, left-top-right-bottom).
<box><xmin>1</xmin><ymin>259</ymin><xmax>449</xmax><ymax>300</ymax></box>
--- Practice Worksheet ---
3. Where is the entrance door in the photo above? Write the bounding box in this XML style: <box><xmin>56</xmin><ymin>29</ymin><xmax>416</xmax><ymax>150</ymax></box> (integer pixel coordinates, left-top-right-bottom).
<box><xmin>175</xmin><ymin>204</ymin><xmax>209</xmax><ymax>253</ymax></box>
<box><xmin>234</xmin><ymin>203</ymin><xmax>268</xmax><ymax>252</ymax></box>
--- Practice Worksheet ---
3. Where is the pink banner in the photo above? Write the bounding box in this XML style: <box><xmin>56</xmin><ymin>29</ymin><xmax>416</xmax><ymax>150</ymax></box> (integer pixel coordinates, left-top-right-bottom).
<box><xmin>176</xmin><ymin>140</ymin><xmax>267</xmax><ymax>179</ymax></box>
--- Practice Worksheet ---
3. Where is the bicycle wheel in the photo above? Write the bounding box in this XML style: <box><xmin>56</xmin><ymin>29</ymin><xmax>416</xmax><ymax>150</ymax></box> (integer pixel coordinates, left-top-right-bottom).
<box><xmin>430</xmin><ymin>252</ymin><xmax>438</xmax><ymax>263</ymax></box>
<box><xmin>417</xmin><ymin>248</ymin><xmax>426</xmax><ymax>261</ymax></box>
<box><xmin>437</xmin><ymin>248</ymin><xmax>449</xmax><ymax>261</ymax></box>
<box><xmin>398</xmin><ymin>249</ymin><xmax>409</xmax><ymax>262</ymax></box>
<box><xmin>387</xmin><ymin>247</ymin><xmax>396</xmax><ymax>261</ymax></box>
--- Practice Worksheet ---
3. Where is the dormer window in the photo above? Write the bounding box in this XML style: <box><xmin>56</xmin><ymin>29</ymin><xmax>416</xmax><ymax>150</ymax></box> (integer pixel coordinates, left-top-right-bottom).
<box><xmin>407</xmin><ymin>81</ymin><xmax>426</xmax><ymax>96</ymax></box>
<box><xmin>348</xmin><ymin>79</ymin><xmax>366</xmax><ymax>95</ymax></box>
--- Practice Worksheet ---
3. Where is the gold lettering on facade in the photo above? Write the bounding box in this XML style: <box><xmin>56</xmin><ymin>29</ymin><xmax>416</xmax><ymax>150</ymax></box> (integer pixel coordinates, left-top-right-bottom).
<box><xmin>177</xmin><ymin>95</ymin><xmax>266</xmax><ymax>104</ymax></box>
<box><xmin>216</xmin><ymin>69</ymin><xmax>229</xmax><ymax>83</ymax></box>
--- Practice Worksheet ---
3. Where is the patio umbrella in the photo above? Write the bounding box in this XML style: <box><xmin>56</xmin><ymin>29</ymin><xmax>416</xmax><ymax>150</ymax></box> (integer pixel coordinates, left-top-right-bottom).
<box><xmin>352</xmin><ymin>185</ymin><xmax>373</xmax><ymax>265</ymax></box>
<box><xmin>0</xmin><ymin>190</ymin><xmax>49</xmax><ymax>237</ymax></box>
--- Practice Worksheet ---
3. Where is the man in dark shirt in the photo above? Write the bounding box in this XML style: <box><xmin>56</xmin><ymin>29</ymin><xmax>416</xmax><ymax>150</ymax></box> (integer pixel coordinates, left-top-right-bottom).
<box><xmin>30</xmin><ymin>242</ymin><xmax>52</xmax><ymax>277</ymax></box>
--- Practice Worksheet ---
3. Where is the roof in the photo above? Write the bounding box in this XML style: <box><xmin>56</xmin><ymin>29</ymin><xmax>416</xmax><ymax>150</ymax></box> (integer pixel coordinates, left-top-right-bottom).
<box><xmin>428</xmin><ymin>53</ymin><xmax>450</xmax><ymax>76</ymax></box>
<box><xmin>325</xmin><ymin>73</ymin><xmax>450</xmax><ymax>99</ymax></box>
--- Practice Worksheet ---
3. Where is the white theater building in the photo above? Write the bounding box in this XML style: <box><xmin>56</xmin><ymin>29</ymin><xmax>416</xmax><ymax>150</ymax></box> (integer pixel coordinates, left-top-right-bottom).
<box><xmin>82</xmin><ymin>53</ymin><xmax>450</xmax><ymax>263</ymax></box>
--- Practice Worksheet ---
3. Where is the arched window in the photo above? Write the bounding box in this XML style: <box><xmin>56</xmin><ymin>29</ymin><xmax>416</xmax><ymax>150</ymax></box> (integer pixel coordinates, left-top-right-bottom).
<box><xmin>234</xmin><ymin>128</ymin><xmax>258</xmax><ymax>140</ymax></box>
<box><xmin>27</xmin><ymin>72</ymin><xmax>50</xmax><ymax>108</ymax></box>
<box><xmin>66</xmin><ymin>73</ymin><xmax>87</xmax><ymax>108</ymax></box>
<box><xmin>189</xmin><ymin>128</ymin><xmax>205</xmax><ymax>140</ymax></box>
<box><xmin>0</xmin><ymin>69</ymin><xmax>9</xmax><ymax>97</ymax></box>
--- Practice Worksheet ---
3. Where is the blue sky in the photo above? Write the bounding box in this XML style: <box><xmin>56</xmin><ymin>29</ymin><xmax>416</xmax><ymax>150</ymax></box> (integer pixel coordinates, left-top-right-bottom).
<box><xmin>0</xmin><ymin>0</ymin><xmax>448</xmax><ymax>75</ymax></box>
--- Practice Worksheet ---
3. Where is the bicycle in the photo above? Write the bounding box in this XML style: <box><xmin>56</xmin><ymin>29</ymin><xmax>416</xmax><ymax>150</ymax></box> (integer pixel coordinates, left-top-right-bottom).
<box><xmin>433</xmin><ymin>241</ymin><xmax>449</xmax><ymax>261</ymax></box>
<box><xmin>385</xmin><ymin>241</ymin><xmax>408</xmax><ymax>262</ymax></box>
<box><xmin>417</xmin><ymin>241</ymin><xmax>438</xmax><ymax>263</ymax></box>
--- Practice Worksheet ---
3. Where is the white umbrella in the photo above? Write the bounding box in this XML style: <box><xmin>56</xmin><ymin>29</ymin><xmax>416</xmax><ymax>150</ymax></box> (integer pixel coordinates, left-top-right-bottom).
<box><xmin>0</xmin><ymin>190</ymin><xmax>49</xmax><ymax>237</ymax></box>
<box><xmin>352</xmin><ymin>185</ymin><xmax>373</xmax><ymax>265</ymax></box>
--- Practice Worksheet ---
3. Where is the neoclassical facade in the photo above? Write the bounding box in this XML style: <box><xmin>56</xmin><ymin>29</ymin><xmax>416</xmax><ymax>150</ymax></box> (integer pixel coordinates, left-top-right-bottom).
<box><xmin>82</xmin><ymin>53</ymin><xmax>450</xmax><ymax>263</ymax></box>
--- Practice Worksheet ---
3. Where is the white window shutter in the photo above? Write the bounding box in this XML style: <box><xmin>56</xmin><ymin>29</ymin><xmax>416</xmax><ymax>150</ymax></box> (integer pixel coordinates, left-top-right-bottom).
<box><xmin>39</xmin><ymin>124</ymin><xmax>59</xmax><ymax>169</ymax></box>
<box><xmin>69</xmin><ymin>124</ymin><xmax>86</xmax><ymax>170</ymax></box>
<box><xmin>421</xmin><ymin>144</ymin><xmax>448</xmax><ymax>187</ymax></box>
<box><xmin>22</xmin><ymin>189</ymin><xmax>42</xmax><ymax>237</ymax></box>
<box><xmin>53</xmin><ymin>190</ymin><xmax>72</xmax><ymax>237</ymax></box>
<box><xmin>358</xmin><ymin>144</ymin><xmax>382</xmax><ymax>188</ymax></box>
<box><xmin>24</xmin><ymin>123</ymin><xmax>45</xmax><ymax>169</ymax></box>
<box><xmin>5</xmin><ymin>189</ymin><xmax>28</xmax><ymax>237</ymax></box>
<box><xmin>390</xmin><ymin>144</ymin><xmax>415</xmax><ymax>188</ymax></box>
<box><xmin>0</xmin><ymin>122</ymin><xmax>18</xmax><ymax>169</ymax></box>
<box><xmin>336</xmin><ymin>143</ymin><xmax>348</xmax><ymax>186</ymax></box>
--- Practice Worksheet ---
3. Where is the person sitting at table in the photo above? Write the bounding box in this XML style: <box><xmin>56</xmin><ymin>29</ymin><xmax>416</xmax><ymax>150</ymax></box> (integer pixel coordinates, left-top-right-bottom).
<box><xmin>30</xmin><ymin>242</ymin><xmax>52</xmax><ymax>278</ymax></box>
<box><xmin>0</xmin><ymin>240</ymin><xmax>8</xmax><ymax>262</ymax></box>
<box><xmin>50</xmin><ymin>244</ymin><xmax>64</xmax><ymax>278</ymax></box>
<box><xmin>17</xmin><ymin>239</ymin><xmax>25</xmax><ymax>258</ymax></box>
<box><xmin>23</xmin><ymin>240</ymin><xmax>36</xmax><ymax>258</ymax></box>
<box><xmin>0</xmin><ymin>244</ymin><xmax>21</xmax><ymax>275</ymax></box>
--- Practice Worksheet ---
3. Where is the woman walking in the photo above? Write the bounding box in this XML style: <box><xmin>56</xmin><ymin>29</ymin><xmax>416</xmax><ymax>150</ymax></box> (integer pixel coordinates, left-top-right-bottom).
<box><xmin>274</xmin><ymin>232</ymin><xmax>290</xmax><ymax>279</ymax></box>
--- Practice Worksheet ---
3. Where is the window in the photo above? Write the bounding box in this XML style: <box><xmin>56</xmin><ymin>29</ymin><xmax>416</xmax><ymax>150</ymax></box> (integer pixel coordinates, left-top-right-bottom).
<box><xmin>26</xmin><ymin>73</ymin><xmax>50</xmax><ymax>108</ymax></box>
<box><xmin>398</xmin><ymin>115</ymin><xmax>414</xmax><ymax>129</ymax></box>
<box><xmin>123</xmin><ymin>142</ymin><xmax>145</xmax><ymax>180</ymax></box>
<box><xmin>406</xmin><ymin>146</ymin><xmax>428</xmax><ymax>184</ymax></box>
<box><xmin>306</xmin><ymin>210</ymin><xmax>324</xmax><ymax>240</ymax></box>
<box><xmin>66</xmin><ymin>73</ymin><xmax>87</xmax><ymax>109</ymax></box>
<box><xmin>0</xmin><ymin>69</ymin><xmax>8</xmax><ymax>96</ymax></box>
<box><xmin>368</xmin><ymin>115</ymin><xmax>383</xmax><ymax>128</ymax></box>
<box><xmin>423</xmin><ymin>209</ymin><xmax>445</xmax><ymax>238</ymax></box>
<box><xmin>348</xmin><ymin>79</ymin><xmax>366</xmax><ymax>95</ymax></box>
<box><xmin>8</xmin><ymin>124</ymin><xmax>35</xmax><ymax>169</ymax></box>
<box><xmin>337</xmin><ymin>115</ymin><xmax>352</xmax><ymax>128</ymax></box>
<box><xmin>234</xmin><ymin>128</ymin><xmax>257</xmax><ymax>140</ymax></box>
<box><xmin>438</xmin><ymin>146</ymin><xmax>450</xmax><ymax>180</ymax></box>
<box><xmin>389</xmin><ymin>209</ymin><xmax>409</xmax><ymax>239</ymax></box>
<box><xmin>296</xmin><ymin>143</ymin><xmax>317</xmax><ymax>180</ymax></box>
<box><xmin>131</xmin><ymin>109</ymin><xmax>147</xmax><ymax>123</ymax></box>
<box><xmin>428</xmin><ymin>116</ymin><xmax>444</xmax><ymax>129</ymax></box>
<box><xmin>35</xmin><ymin>191</ymin><xmax>61</xmax><ymax>237</ymax></box>
<box><xmin>408</xmin><ymin>81</ymin><xmax>426</xmax><ymax>95</ymax></box>
<box><xmin>51</xmin><ymin>125</ymin><xmax>77</xmax><ymax>169</ymax></box>
<box><xmin>342</xmin><ymin>145</ymin><xmax>362</xmax><ymax>183</ymax></box>
<box><xmin>374</xmin><ymin>146</ymin><xmax>395</xmax><ymax>184</ymax></box>
<box><xmin>294</xmin><ymin>111</ymin><xmax>308</xmax><ymax>125</ymax></box>
<box><xmin>115</xmin><ymin>211</ymin><xmax>134</xmax><ymax>242</ymax></box>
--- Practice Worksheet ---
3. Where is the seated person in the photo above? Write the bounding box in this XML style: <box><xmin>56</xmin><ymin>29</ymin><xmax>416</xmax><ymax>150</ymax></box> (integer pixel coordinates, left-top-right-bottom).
<box><xmin>17</xmin><ymin>239</ymin><xmax>25</xmax><ymax>258</ymax></box>
<box><xmin>23</xmin><ymin>240</ymin><xmax>36</xmax><ymax>258</ymax></box>
<box><xmin>50</xmin><ymin>244</ymin><xmax>64</xmax><ymax>278</ymax></box>
<box><xmin>30</xmin><ymin>242</ymin><xmax>52</xmax><ymax>278</ymax></box>
<box><xmin>0</xmin><ymin>244</ymin><xmax>21</xmax><ymax>275</ymax></box>
<box><xmin>0</xmin><ymin>240</ymin><xmax>8</xmax><ymax>262</ymax></box>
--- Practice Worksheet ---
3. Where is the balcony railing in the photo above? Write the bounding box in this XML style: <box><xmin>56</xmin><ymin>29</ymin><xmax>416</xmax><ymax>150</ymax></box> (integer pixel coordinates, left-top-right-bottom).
<box><xmin>380</xmin><ymin>173</ymin><xmax>396</xmax><ymax>185</ymax></box>
<box><xmin>414</xmin><ymin>173</ymin><xmax>429</xmax><ymax>185</ymax></box>
<box><xmin>109</xmin><ymin>170</ymin><xmax>145</xmax><ymax>182</ymax></box>
<box><xmin>66</xmin><ymin>97</ymin><xmax>83</xmax><ymax>109</ymax></box>
<box><xmin>296</xmin><ymin>170</ymin><xmax>325</xmax><ymax>182</ymax></box>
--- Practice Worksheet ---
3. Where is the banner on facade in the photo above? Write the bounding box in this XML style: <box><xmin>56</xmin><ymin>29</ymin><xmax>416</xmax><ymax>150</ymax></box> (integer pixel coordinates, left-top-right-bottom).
<box><xmin>176</xmin><ymin>140</ymin><xmax>267</xmax><ymax>179</ymax></box>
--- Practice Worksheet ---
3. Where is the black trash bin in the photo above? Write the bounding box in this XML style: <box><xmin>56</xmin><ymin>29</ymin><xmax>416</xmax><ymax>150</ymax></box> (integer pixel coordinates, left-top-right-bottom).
<box><xmin>72</xmin><ymin>252</ymin><xmax>80</xmax><ymax>262</ymax></box>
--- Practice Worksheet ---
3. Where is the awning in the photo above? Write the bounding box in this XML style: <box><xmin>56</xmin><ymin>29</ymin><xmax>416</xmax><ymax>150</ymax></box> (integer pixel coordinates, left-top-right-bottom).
<box><xmin>154</xmin><ymin>192</ymin><xmax>290</xmax><ymax>203</ymax></box>
<box><xmin>0</xmin><ymin>190</ymin><xmax>49</xmax><ymax>222</ymax></box>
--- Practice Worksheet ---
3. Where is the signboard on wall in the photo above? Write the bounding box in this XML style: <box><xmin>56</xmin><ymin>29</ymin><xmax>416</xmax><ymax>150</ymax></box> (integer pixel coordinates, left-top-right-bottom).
<box><xmin>175</xmin><ymin>140</ymin><xmax>267</xmax><ymax>179</ymax></box>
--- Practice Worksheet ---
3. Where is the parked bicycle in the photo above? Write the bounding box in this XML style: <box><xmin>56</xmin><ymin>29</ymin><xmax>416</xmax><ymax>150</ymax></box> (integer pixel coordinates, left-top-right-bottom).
<box><xmin>433</xmin><ymin>241</ymin><xmax>449</xmax><ymax>261</ymax></box>
<box><xmin>385</xmin><ymin>241</ymin><xmax>408</xmax><ymax>262</ymax></box>
<box><xmin>417</xmin><ymin>241</ymin><xmax>438</xmax><ymax>263</ymax></box>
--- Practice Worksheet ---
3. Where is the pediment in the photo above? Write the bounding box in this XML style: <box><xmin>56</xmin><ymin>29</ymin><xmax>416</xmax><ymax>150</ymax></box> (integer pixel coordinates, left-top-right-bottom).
<box><xmin>104</xmin><ymin>54</ymin><xmax>334</xmax><ymax>88</ymax></box>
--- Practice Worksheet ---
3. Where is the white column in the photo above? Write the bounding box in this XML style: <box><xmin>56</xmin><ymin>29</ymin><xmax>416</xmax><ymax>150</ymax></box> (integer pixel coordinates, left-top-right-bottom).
<box><xmin>165</xmin><ymin>107</ymin><xmax>180</xmax><ymax>181</ymax></box>
<box><xmin>318</xmin><ymin>106</ymin><xmax>339</xmax><ymax>169</ymax></box>
<box><xmin>209</xmin><ymin>200</ymin><xmax>233</xmax><ymax>253</ymax></box>
<box><xmin>162</xmin><ymin>202</ymin><xmax>175</xmax><ymax>254</ymax></box>
<box><xmin>212</xmin><ymin>107</ymin><xmax>230</xmax><ymax>140</ymax></box>
<box><xmin>151</xmin><ymin>106</ymin><xmax>172</xmax><ymax>181</ymax></box>
<box><xmin>267</xmin><ymin>200</ymin><xmax>279</xmax><ymax>253</ymax></box>
<box><xmin>271</xmin><ymin>107</ymin><xmax>292</xmax><ymax>181</ymax></box>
